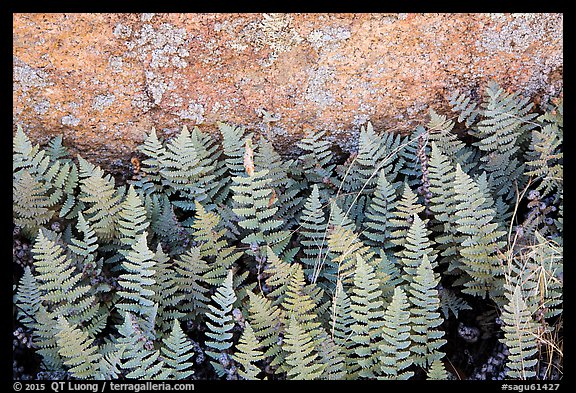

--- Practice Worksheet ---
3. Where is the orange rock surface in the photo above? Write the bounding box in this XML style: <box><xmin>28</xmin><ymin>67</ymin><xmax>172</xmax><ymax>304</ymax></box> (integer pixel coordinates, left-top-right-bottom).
<box><xmin>13</xmin><ymin>13</ymin><xmax>563</xmax><ymax>170</ymax></box>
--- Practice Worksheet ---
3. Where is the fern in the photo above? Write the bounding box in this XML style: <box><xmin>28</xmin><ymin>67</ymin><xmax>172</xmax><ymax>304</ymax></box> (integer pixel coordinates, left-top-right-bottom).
<box><xmin>438</xmin><ymin>286</ymin><xmax>472</xmax><ymax>319</ymax></box>
<box><xmin>161</xmin><ymin>320</ymin><xmax>195</xmax><ymax>380</ymax></box>
<box><xmin>329</xmin><ymin>281</ymin><xmax>354</xmax><ymax>374</ymax></box>
<box><xmin>362</xmin><ymin>169</ymin><xmax>397</xmax><ymax>249</ymax></box>
<box><xmin>263</xmin><ymin>246</ymin><xmax>298</xmax><ymax>305</ymax></box>
<box><xmin>326</xmin><ymin>225</ymin><xmax>375</xmax><ymax>286</ymax></box>
<box><xmin>408</xmin><ymin>255</ymin><xmax>446</xmax><ymax>368</ymax></box>
<box><xmin>453</xmin><ymin>164</ymin><xmax>507</xmax><ymax>301</ymax></box>
<box><xmin>315</xmin><ymin>329</ymin><xmax>346</xmax><ymax>380</ymax></box>
<box><xmin>117</xmin><ymin>185</ymin><xmax>150</xmax><ymax>252</ymax></box>
<box><xmin>68</xmin><ymin>212</ymin><xmax>98</xmax><ymax>270</ymax></box>
<box><xmin>283</xmin><ymin>317</ymin><xmax>326</xmax><ymax>380</ymax></box>
<box><xmin>117</xmin><ymin>312</ymin><xmax>171</xmax><ymax>380</ymax></box>
<box><xmin>349</xmin><ymin>254</ymin><xmax>384</xmax><ymax>378</ymax></box>
<box><xmin>205</xmin><ymin>270</ymin><xmax>237</xmax><ymax>376</ymax></box>
<box><xmin>131</xmin><ymin>127</ymin><xmax>166</xmax><ymax>196</ymax></box>
<box><xmin>448</xmin><ymin>89</ymin><xmax>480</xmax><ymax>127</ymax></box>
<box><xmin>33</xmin><ymin>306</ymin><xmax>64</xmax><ymax>370</ymax></box>
<box><xmin>151</xmin><ymin>245</ymin><xmax>185</xmax><ymax>336</ymax></box>
<box><xmin>173</xmin><ymin>247</ymin><xmax>211</xmax><ymax>321</ymax></box>
<box><xmin>15</xmin><ymin>266</ymin><xmax>42</xmax><ymax>331</ymax></box>
<box><xmin>255</xmin><ymin>138</ymin><xmax>303</xmax><ymax>226</ymax></box>
<box><xmin>427</xmin><ymin>109</ymin><xmax>474</xmax><ymax>172</ymax></box>
<box><xmin>428</xmin><ymin>143</ymin><xmax>462</xmax><ymax>273</ymax></box>
<box><xmin>191</xmin><ymin>201</ymin><xmax>241</xmax><ymax>286</ymax></box>
<box><xmin>500</xmin><ymin>284</ymin><xmax>539</xmax><ymax>379</ymax></box>
<box><xmin>159</xmin><ymin>126</ymin><xmax>213</xmax><ymax>208</ymax></box>
<box><xmin>231</xmin><ymin>139</ymin><xmax>290</xmax><ymax>256</ymax></box>
<box><xmin>78</xmin><ymin>157</ymin><xmax>124</xmax><ymax>242</ymax></box>
<box><xmin>116</xmin><ymin>232</ymin><xmax>158</xmax><ymax>338</ymax></box>
<box><xmin>31</xmin><ymin>229</ymin><xmax>99</xmax><ymax>329</ymax></box>
<box><xmin>296</xmin><ymin>128</ymin><xmax>336</xmax><ymax>187</ymax></box>
<box><xmin>232</xmin><ymin>323</ymin><xmax>264</xmax><ymax>380</ymax></box>
<box><xmin>525</xmin><ymin>116</ymin><xmax>563</xmax><ymax>198</ymax></box>
<box><xmin>13</xmin><ymin>170</ymin><xmax>56</xmax><ymax>238</ymax></box>
<box><xmin>55</xmin><ymin>316</ymin><xmax>102</xmax><ymax>379</ymax></box>
<box><xmin>298</xmin><ymin>184</ymin><xmax>329</xmax><ymax>281</ymax></box>
<box><xmin>379</xmin><ymin>287</ymin><xmax>414</xmax><ymax>380</ymax></box>
<box><xmin>473</xmin><ymin>81</ymin><xmax>537</xmax><ymax>201</ymax></box>
<box><xmin>335</xmin><ymin>122</ymin><xmax>385</xmax><ymax>225</ymax></box>
<box><xmin>389</xmin><ymin>183</ymin><xmax>425</xmax><ymax>249</ymax></box>
<box><xmin>397</xmin><ymin>213</ymin><xmax>437</xmax><ymax>285</ymax></box>
<box><xmin>427</xmin><ymin>359</ymin><xmax>449</xmax><ymax>380</ymax></box>
<box><xmin>246</xmin><ymin>290</ymin><xmax>284</xmax><ymax>369</ymax></box>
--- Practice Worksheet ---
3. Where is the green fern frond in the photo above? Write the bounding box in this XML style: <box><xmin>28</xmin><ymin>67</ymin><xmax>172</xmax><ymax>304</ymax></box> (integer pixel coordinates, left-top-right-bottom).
<box><xmin>246</xmin><ymin>290</ymin><xmax>285</xmax><ymax>367</ymax></box>
<box><xmin>205</xmin><ymin>270</ymin><xmax>237</xmax><ymax>376</ymax></box>
<box><xmin>192</xmin><ymin>201</ymin><xmax>241</xmax><ymax>286</ymax></box>
<box><xmin>453</xmin><ymin>164</ymin><xmax>506</xmax><ymax>301</ymax></box>
<box><xmin>117</xmin><ymin>312</ymin><xmax>171</xmax><ymax>380</ymax></box>
<box><xmin>32</xmin><ymin>229</ymin><xmax>98</xmax><ymax>328</ymax></box>
<box><xmin>349</xmin><ymin>254</ymin><xmax>384</xmax><ymax>379</ymax></box>
<box><xmin>15</xmin><ymin>266</ymin><xmax>42</xmax><ymax>331</ymax></box>
<box><xmin>408</xmin><ymin>255</ymin><xmax>446</xmax><ymax>368</ymax></box>
<box><xmin>283</xmin><ymin>317</ymin><xmax>326</xmax><ymax>380</ymax></box>
<box><xmin>13</xmin><ymin>170</ymin><xmax>56</xmax><ymax>238</ymax></box>
<box><xmin>116</xmin><ymin>232</ymin><xmax>158</xmax><ymax>338</ymax></box>
<box><xmin>55</xmin><ymin>316</ymin><xmax>102</xmax><ymax>379</ymax></box>
<box><xmin>500</xmin><ymin>284</ymin><xmax>539</xmax><ymax>379</ymax></box>
<box><xmin>151</xmin><ymin>245</ymin><xmax>185</xmax><ymax>336</ymax></box>
<box><xmin>299</xmin><ymin>184</ymin><xmax>330</xmax><ymax>281</ymax></box>
<box><xmin>263</xmin><ymin>246</ymin><xmax>298</xmax><ymax>305</ymax></box>
<box><xmin>379</xmin><ymin>287</ymin><xmax>414</xmax><ymax>380</ymax></box>
<box><xmin>78</xmin><ymin>159</ymin><xmax>124</xmax><ymax>242</ymax></box>
<box><xmin>117</xmin><ymin>185</ymin><xmax>150</xmax><ymax>252</ymax></box>
<box><xmin>232</xmin><ymin>323</ymin><xmax>264</xmax><ymax>380</ymax></box>
<box><xmin>398</xmin><ymin>213</ymin><xmax>437</xmax><ymax>284</ymax></box>
<box><xmin>161</xmin><ymin>320</ymin><xmax>195</xmax><ymax>380</ymax></box>
<box><xmin>427</xmin><ymin>359</ymin><xmax>449</xmax><ymax>380</ymax></box>
<box><xmin>362</xmin><ymin>169</ymin><xmax>397</xmax><ymax>249</ymax></box>
<box><xmin>389</xmin><ymin>183</ymin><xmax>425</xmax><ymax>248</ymax></box>
<box><xmin>173</xmin><ymin>247</ymin><xmax>211</xmax><ymax>321</ymax></box>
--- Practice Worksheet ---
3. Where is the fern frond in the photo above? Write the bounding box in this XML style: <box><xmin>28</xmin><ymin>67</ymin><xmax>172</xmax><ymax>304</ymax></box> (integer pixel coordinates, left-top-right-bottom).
<box><xmin>246</xmin><ymin>290</ymin><xmax>285</xmax><ymax>367</ymax></box>
<box><xmin>205</xmin><ymin>270</ymin><xmax>237</xmax><ymax>376</ymax></box>
<box><xmin>389</xmin><ymin>183</ymin><xmax>425</xmax><ymax>248</ymax></box>
<box><xmin>453</xmin><ymin>164</ymin><xmax>507</xmax><ymax>301</ymax></box>
<box><xmin>263</xmin><ymin>246</ymin><xmax>298</xmax><ymax>305</ymax></box>
<box><xmin>151</xmin><ymin>245</ymin><xmax>185</xmax><ymax>336</ymax></box>
<box><xmin>55</xmin><ymin>316</ymin><xmax>102</xmax><ymax>379</ymax></box>
<box><xmin>173</xmin><ymin>247</ymin><xmax>211</xmax><ymax>321</ymax></box>
<box><xmin>161</xmin><ymin>320</ymin><xmax>195</xmax><ymax>380</ymax></box>
<box><xmin>117</xmin><ymin>312</ymin><xmax>171</xmax><ymax>380</ymax></box>
<box><xmin>78</xmin><ymin>158</ymin><xmax>124</xmax><ymax>242</ymax></box>
<box><xmin>500</xmin><ymin>284</ymin><xmax>539</xmax><ymax>379</ymax></box>
<box><xmin>398</xmin><ymin>213</ymin><xmax>437</xmax><ymax>284</ymax></box>
<box><xmin>427</xmin><ymin>359</ymin><xmax>449</xmax><ymax>380</ymax></box>
<box><xmin>362</xmin><ymin>169</ymin><xmax>397</xmax><ymax>249</ymax></box>
<box><xmin>192</xmin><ymin>201</ymin><xmax>241</xmax><ymax>286</ymax></box>
<box><xmin>232</xmin><ymin>323</ymin><xmax>264</xmax><ymax>380</ymax></box>
<box><xmin>117</xmin><ymin>185</ymin><xmax>150</xmax><ymax>252</ymax></box>
<box><xmin>379</xmin><ymin>287</ymin><xmax>414</xmax><ymax>380</ymax></box>
<box><xmin>15</xmin><ymin>266</ymin><xmax>42</xmax><ymax>331</ymax></box>
<box><xmin>13</xmin><ymin>170</ymin><xmax>56</xmax><ymax>238</ymax></box>
<box><xmin>116</xmin><ymin>232</ymin><xmax>158</xmax><ymax>338</ymax></box>
<box><xmin>32</xmin><ymin>229</ymin><xmax>98</xmax><ymax>328</ymax></box>
<box><xmin>408</xmin><ymin>255</ymin><xmax>446</xmax><ymax>368</ymax></box>
<box><xmin>349</xmin><ymin>254</ymin><xmax>384</xmax><ymax>378</ymax></box>
<box><xmin>296</xmin><ymin>128</ymin><xmax>336</xmax><ymax>187</ymax></box>
<box><xmin>299</xmin><ymin>184</ymin><xmax>330</xmax><ymax>281</ymax></box>
<box><xmin>283</xmin><ymin>317</ymin><xmax>326</xmax><ymax>380</ymax></box>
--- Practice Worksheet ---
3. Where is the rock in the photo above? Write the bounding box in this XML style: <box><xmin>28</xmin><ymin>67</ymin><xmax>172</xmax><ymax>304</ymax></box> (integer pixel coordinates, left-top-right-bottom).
<box><xmin>13</xmin><ymin>13</ymin><xmax>563</xmax><ymax>172</ymax></box>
